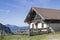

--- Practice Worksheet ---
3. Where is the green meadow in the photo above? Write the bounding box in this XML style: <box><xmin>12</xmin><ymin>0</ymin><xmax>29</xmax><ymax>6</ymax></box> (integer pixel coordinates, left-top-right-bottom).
<box><xmin>1</xmin><ymin>32</ymin><xmax>60</xmax><ymax>40</ymax></box>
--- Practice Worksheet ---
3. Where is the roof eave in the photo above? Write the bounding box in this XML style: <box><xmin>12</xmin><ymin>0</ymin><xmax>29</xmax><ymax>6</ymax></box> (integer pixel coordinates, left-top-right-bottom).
<box><xmin>24</xmin><ymin>8</ymin><xmax>33</xmax><ymax>23</ymax></box>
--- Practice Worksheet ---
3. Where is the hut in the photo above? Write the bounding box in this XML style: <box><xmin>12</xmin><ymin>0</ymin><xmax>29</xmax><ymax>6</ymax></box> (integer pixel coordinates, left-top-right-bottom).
<box><xmin>24</xmin><ymin>7</ymin><xmax>60</xmax><ymax>35</ymax></box>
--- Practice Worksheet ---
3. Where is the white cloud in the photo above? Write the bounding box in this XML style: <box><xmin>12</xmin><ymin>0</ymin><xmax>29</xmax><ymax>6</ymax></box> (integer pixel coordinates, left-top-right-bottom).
<box><xmin>38</xmin><ymin>0</ymin><xmax>51</xmax><ymax>4</ymax></box>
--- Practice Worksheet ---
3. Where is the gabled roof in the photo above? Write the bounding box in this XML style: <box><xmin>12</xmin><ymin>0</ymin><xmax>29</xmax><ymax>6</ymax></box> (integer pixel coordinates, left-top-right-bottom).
<box><xmin>33</xmin><ymin>7</ymin><xmax>60</xmax><ymax>20</ymax></box>
<box><xmin>24</xmin><ymin>7</ymin><xmax>60</xmax><ymax>22</ymax></box>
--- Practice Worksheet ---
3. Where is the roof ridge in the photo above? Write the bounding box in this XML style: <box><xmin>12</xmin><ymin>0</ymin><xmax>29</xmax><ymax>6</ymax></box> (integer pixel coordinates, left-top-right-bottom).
<box><xmin>32</xmin><ymin>7</ymin><xmax>60</xmax><ymax>11</ymax></box>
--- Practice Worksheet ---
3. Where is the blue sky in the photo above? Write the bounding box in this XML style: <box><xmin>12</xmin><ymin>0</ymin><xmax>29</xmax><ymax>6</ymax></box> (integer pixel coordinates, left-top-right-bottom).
<box><xmin>0</xmin><ymin>0</ymin><xmax>60</xmax><ymax>26</ymax></box>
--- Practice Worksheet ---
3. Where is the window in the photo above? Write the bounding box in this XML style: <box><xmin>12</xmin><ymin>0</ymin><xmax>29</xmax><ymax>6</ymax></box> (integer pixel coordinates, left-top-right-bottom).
<box><xmin>32</xmin><ymin>24</ymin><xmax>34</xmax><ymax>29</ymax></box>
<box><xmin>38</xmin><ymin>23</ymin><xmax>42</xmax><ymax>28</ymax></box>
<box><xmin>44</xmin><ymin>24</ymin><xmax>47</xmax><ymax>28</ymax></box>
<box><xmin>30</xmin><ymin>23</ymin><xmax>36</xmax><ymax>29</ymax></box>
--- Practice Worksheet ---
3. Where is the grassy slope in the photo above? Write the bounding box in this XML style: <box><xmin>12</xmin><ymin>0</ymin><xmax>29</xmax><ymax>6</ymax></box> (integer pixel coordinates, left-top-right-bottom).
<box><xmin>2</xmin><ymin>32</ymin><xmax>60</xmax><ymax>40</ymax></box>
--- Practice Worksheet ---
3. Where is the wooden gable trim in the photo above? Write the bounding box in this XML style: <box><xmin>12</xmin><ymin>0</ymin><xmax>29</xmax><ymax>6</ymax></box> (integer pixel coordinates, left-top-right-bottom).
<box><xmin>32</xmin><ymin>8</ymin><xmax>45</xmax><ymax>20</ymax></box>
<box><xmin>24</xmin><ymin>8</ymin><xmax>36</xmax><ymax>23</ymax></box>
<box><xmin>24</xmin><ymin>8</ymin><xmax>32</xmax><ymax>22</ymax></box>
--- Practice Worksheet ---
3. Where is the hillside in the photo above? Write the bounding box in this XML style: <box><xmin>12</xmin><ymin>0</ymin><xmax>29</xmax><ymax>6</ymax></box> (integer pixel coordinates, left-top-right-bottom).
<box><xmin>0</xmin><ymin>23</ymin><xmax>13</xmax><ymax>34</ymax></box>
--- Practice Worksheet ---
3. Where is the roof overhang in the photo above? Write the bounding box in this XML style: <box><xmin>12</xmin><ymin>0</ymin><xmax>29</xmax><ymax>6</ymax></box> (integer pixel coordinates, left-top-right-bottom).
<box><xmin>24</xmin><ymin>7</ymin><xmax>60</xmax><ymax>23</ymax></box>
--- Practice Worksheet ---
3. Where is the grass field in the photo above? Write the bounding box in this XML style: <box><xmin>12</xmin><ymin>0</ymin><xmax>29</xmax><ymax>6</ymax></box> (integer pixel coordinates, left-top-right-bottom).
<box><xmin>1</xmin><ymin>32</ymin><xmax>60</xmax><ymax>40</ymax></box>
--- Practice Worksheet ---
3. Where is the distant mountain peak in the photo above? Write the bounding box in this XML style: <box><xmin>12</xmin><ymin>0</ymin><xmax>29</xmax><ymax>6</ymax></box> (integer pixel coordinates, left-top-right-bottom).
<box><xmin>5</xmin><ymin>24</ymin><xmax>29</xmax><ymax>33</ymax></box>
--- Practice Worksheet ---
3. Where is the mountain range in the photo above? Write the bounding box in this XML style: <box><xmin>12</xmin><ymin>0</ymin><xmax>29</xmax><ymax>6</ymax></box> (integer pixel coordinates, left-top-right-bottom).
<box><xmin>5</xmin><ymin>24</ymin><xmax>29</xmax><ymax>33</ymax></box>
